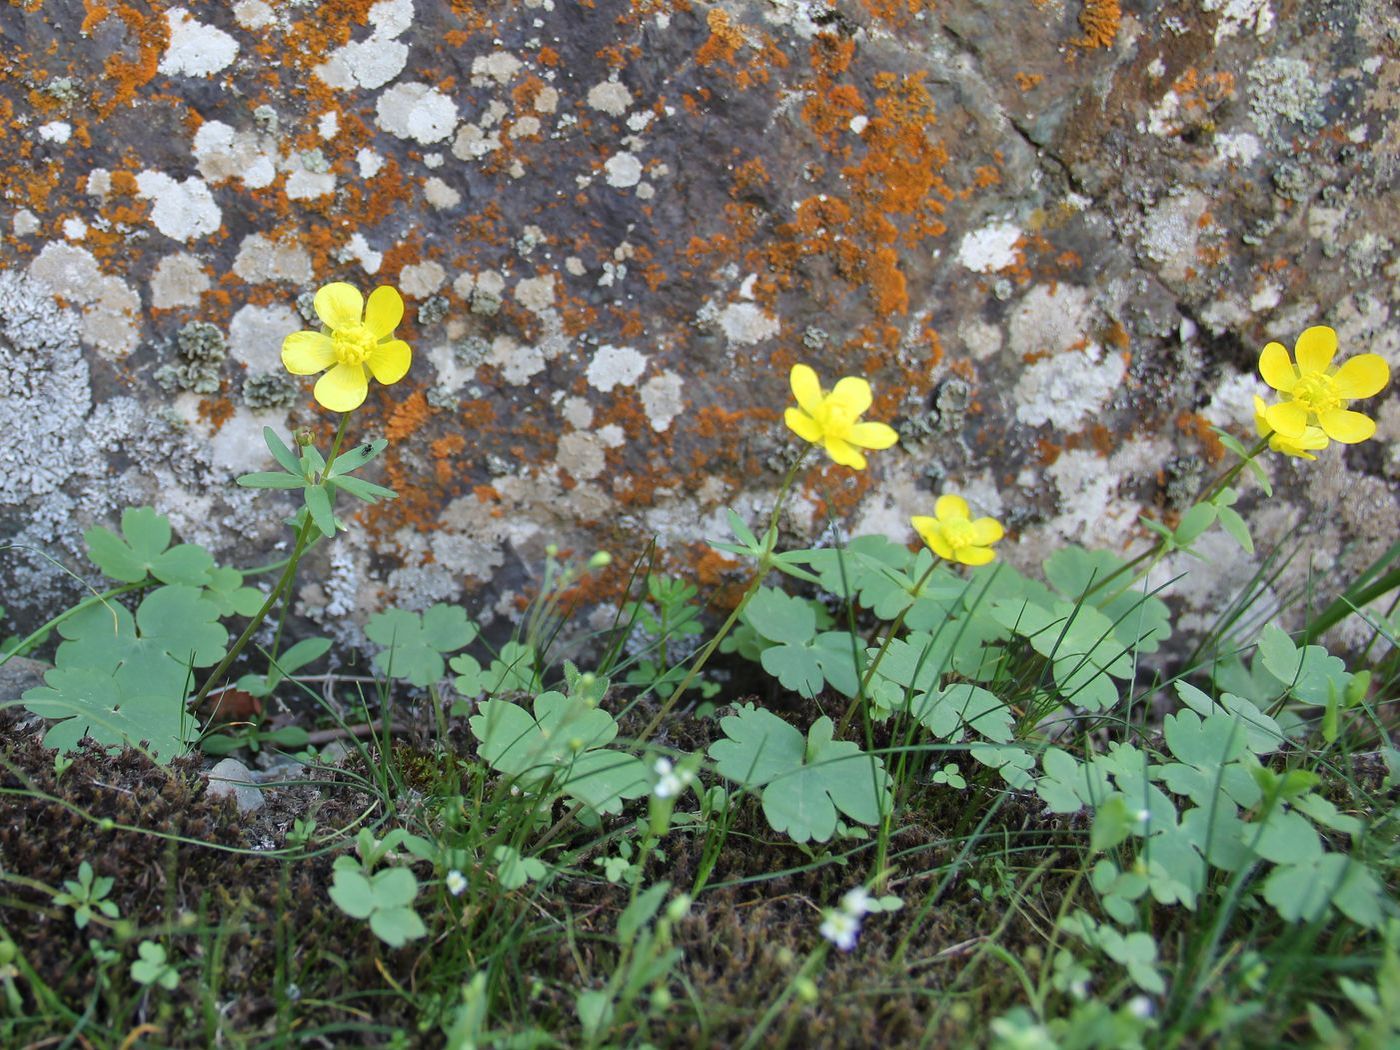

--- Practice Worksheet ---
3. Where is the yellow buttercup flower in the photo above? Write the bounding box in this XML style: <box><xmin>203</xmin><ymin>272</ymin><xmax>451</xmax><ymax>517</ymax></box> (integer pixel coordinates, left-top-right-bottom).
<box><xmin>1252</xmin><ymin>395</ymin><xmax>1328</xmax><ymax>460</ymax></box>
<box><xmin>784</xmin><ymin>363</ymin><xmax>899</xmax><ymax>470</ymax></box>
<box><xmin>911</xmin><ymin>494</ymin><xmax>1004</xmax><ymax>567</ymax></box>
<box><xmin>282</xmin><ymin>283</ymin><xmax>412</xmax><ymax>412</ymax></box>
<box><xmin>1258</xmin><ymin>326</ymin><xmax>1389</xmax><ymax>444</ymax></box>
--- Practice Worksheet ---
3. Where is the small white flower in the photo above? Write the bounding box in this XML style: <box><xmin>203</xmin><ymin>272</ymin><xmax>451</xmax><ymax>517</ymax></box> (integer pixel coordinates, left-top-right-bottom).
<box><xmin>1127</xmin><ymin>994</ymin><xmax>1155</xmax><ymax>1019</ymax></box>
<box><xmin>1136</xmin><ymin>808</ymin><xmax>1151</xmax><ymax>825</ymax></box>
<box><xmin>445</xmin><ymin>869</ymin><xmax>467</xmax><ymax>896</ymax></box>
<box><xmin>652</xmin><ymin>757</ymin><xmax>692</xmax><ymax>799</ymax></box>
<box><xmin>840</xmin><ymin>887</ymin><xmax>874</xmax><ymax>916</ymax></box>
<box><xmin>819</xmin><ymin>908</ymin><xmax>861</xmax><ymax>951</ymax></box>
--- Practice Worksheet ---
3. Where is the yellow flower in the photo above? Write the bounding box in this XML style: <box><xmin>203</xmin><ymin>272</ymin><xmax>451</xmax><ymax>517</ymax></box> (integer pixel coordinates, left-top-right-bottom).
<box><xmin>281</xmin><ymin>283</ymin><xmax>412</xmax><ymax>412</ymax></box>
<box><xmin>784</xmin><ymin>363</ymin><xmax>899</xmax><ymax>470</ymax></box>
<box><xmin>911</xmin><ymin>494</ymin><xmax>1004</xmax><ymax>567</ymax></box>
<box><xmin>1258</xmin><ymin>326</ymin><xmax>1389</xmax><ymax>444</ymax></box>
<box><xmin>1252</xmin><ymin>395</ymin><xmax>1328</xmax><ymax>460</ymax></box>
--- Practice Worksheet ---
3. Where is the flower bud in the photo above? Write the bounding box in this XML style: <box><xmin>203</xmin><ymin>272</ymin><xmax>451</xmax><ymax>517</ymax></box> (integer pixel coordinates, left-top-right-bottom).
<box><xmin>588</xmin><ymin>550</ymin><xmax>613</xmax><ymax>569</ymax></box>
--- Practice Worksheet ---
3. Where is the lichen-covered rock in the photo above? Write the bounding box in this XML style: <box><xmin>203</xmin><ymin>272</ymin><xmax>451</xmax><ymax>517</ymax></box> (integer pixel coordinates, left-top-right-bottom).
<box><xmin>0</xmin><ymin>0</ymin><xmax>1395</xmax><ymax>650</ymax></box>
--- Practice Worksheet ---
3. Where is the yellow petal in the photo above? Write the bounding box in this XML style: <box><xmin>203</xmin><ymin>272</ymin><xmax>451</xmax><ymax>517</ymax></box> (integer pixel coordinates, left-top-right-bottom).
<box><xmin>365</xmin><ymin>286</ymin><xmax>404</xmax><ymax>338</ymax></box>
<box><xmin>911</xmin><ymin>517</ymin><xmax>953</xmax><ymax>560</ymax></box>
<box><xmin>958</xmin><ymin>545</ymin><xmax>997</xmax><ymax>566</ymax></box>
<box><xmin>314</xmin><ymin>362</ymin><xmax>369</xmax><ymax>412</ymax></box>
<box><xmin>1331</xmin><ymin>353</ymin><xmax>1390</xmax><ymax>400</ymax></box>
<box><xmin>934</xmin><ymin>494</ymin><xmax>970</xmax><ymax>522</ymax></box>
<box><xmin>1294</xmin><ymin>325</ymin><xmax>1337</xmax><ymax>374</ymax></box>
<box><xmin>829</xmin><ymin>376</ymin><xmax>873</xmax><ymax>416</ymax></box>
<box><xmin>1317</xmin><ymin>408</ymin><xmax>1376</xmax><ymax>444</ymax></box>
<box><xmin>1258</xmin><ymin>342</ymin><xmax>1296</xmax><ymax>393</ymax></box>
<box><xmin>281</xmin><ymin>330</ymin><xmax>336</xmax><ymax>375</ymax></box>
<box><xmin>1251</xmin><ymin>395</ymin><xmax>1273</xmax><ymax>438</ymax></box>
<box><xmin>790</xmin><ymin>364</ymin><xmax>823</xmax><ymax>416</ymax></box>
<box><xmin>970</xmin><ymin>517</ymin><xmax>1005</xmax><ymax>546</ymax></box>
<box><xmin>314</xmin><ymin>282</ymin><xmax>364</xmax><ymax>331</ymax></box>
<box><xmin>824</xmin><ymin>437</ymin><xmax>867</xmax><ymax>470</ymax></box>
<box><xmin>1264</xmin><ymin>400</ymin><xmax>1309</xmax><ymax>438</ymax></box>
<box><xmin>367</xmin><ymin>338</ymin><xmax>411</xmax><ymax>384</ymax></box>
<box><xmin>848</xmin><ymin>421</ymin><xmax>898</xmax><ymax>451</ymax></box>
<box><xmin>785</xmin><ymin>407</ymin><xmax>823</xmax><ymax>444</ymax></box>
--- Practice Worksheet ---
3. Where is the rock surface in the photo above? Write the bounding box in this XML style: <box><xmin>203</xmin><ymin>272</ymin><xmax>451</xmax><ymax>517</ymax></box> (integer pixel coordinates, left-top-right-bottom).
<box><xmin>1</xmin><ymin>0</ymin><xmax>1396</xmax><ymax>649</ymax></box>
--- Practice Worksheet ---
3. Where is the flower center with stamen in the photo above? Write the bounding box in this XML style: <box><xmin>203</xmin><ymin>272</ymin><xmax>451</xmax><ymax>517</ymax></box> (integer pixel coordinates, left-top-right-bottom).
<box><xmin>942</xmin><ymin>518</ymin><xmax>975</xmax><ymax>551</ymax></box>
<box><xmin>813</xmin><ymin>401</ymin><xmax>854</xmax><ymax>440</ymax></box>
<box><xmin>332</xmin><ymin>323</ymin><xmax>376</xmax><ymax>366</ymax></box>
<box><xmin>1290</xmin><ymin>372</ymin><xmax>1342</xmax><ymax>414</ymax></box>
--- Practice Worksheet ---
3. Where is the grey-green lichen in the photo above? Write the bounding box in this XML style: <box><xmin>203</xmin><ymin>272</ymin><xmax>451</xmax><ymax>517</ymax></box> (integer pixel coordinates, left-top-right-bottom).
<box><xmin>155</xmin><ymin>321</ymin><xmax>227</xmax><ymax>394</ymax></box>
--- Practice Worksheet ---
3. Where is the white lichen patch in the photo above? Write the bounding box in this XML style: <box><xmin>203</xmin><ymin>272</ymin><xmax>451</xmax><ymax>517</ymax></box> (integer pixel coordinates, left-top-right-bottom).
<box><xmin>1140</xmin><ymin>191</ymin><xmax>1207</xmax><ymax>281</ymax></box>
<box><xmin>150</xmin><ymin>252</ymin><xmax>211</xmax><ymax>308</ymax></box>
<box><xmin>717</xmin><ymin>301</ymin><xmax>780</xmax><ymax>346</ymax></box>
<box><xmin>0</xmin><ymin>270</ymin><xmax>91</xmax><ymax>504</ymax></box>
<box><xmin>556</xmin><ymin>430</ymin><xmax>608</xmax><ymax>480</ymax></box>
<box><xmin>423</xmin><ymin>176</ymin><xmax>461</xmax><ymax>210</ymax></box>
<box><xmin>357</xmin><ymin>148</ymin><xmax>385</xmax><ymax>178</ymax></box>
<box><xmin>561</xmin><ymin>396</ymin><xmax>593</xmax><ymax>429</ymax></box>
<box><xmin>159</xmin><ymin>8</ymin><xmax>240</xmax><ymax>78</ymax></box>
<box><xmin>315</xmin><ymin>0</ymin><xmax>413</xmax><ymax>90</ymax></box>
<box><xmin>514</xmin><ymin>274</ymin><xmax>556</xmax><ymax>314</ymax></box>
<box><xmin>1214</xmin><ymin>131</ymin><xmax>1261</xmax><ymax>166</ymax></box>
<box><xmin>13</xmin><ymin>209</ymin><xmax>40</xmax><ymax>237</ymax></box>
<box><xmin>62</xmin><ymin>218</ymin><xmax>86</xmax><ymax>240</ymax></box>
<box><xmin>604</xmin><ymin>152</ymin><xmax>643</xmax><ymax>188</ymax></box>
<box><xmin>228</xmin><ymin>303</ymin><xmax>300</xmax><ymax>372</ymax></box>
<box><xmin>1014</xmin><ymin>345</ymin><xmax>1126</xmax><ymax>429</ymax></box>
<box><xmin>233</xmin><ymin>0</ymin><xmax>273</xmax><ymax>29</ymax></box>
<box><xmin>958</xmin><ymin>317</ymin><xmax>1003</xmax><ymax>360</ymax></box>
<box><xmin>488</xmin><ymin>334</ymin><xmax>546</xmax><ymax>385</ymax></box>
<box><xmin>1007</xmin><ymin>284</ymin><xmax>1092</xmax><ymax>357</ymax></box>
<box><xmin>587</xmin><ymin>344</ymin><xmax>648</xmax><ymax>392</ymax></box>
<box><xmin>471</xmin><ymin>51</ymin><xmax>523</xmax><ymax>86</ymax></box>
<box><xmin>1201</xmin><ymin>370</ymin><xmax>1268</xmax><ymax>431</ymax></box>
<box><xmin>318</xmin><ymin>112</ymin><xmax>339</xmax><ymax>139</ymax></box>
<box><xmin>640</xmin><ymin>371</ymin><xmax>685</xmax><ymax>431</ymax></box>
<box><xmin>231</xmin><ymin>233</ymin><xmax>313</xmax><ymax>284</ymax></box>
<box><xmin>587</xmin><ymin>78</ymin><xmax>633</xmax><ymax>116</ymax></box>
<box><xmin>37</xmin><ymin>121</ymin><xmax>71</xmax><ymax>144</ymax></box>
<box><xmin>1044</xmin><ymin>440</ymin><xmax>1164</xmax><ymax>548</ymax></box>
<box><xmin>28</xmin><ymin>243</ymin><xmax>141</xmax><ymax>357</ymax></box>
<box><xmin>284</xmin><ymin>158</ymin><xmax>336</xmax><ymax>200</ymax></box>
<box><xmin>956</xmin><ymin>219</ymin><xmax>1022</xmax><ymax>272</ymax></box>
<box><xmin>1202</xmin><ymin>0</ymin><xmax>1274</xmax><ymax>43</ymax></box>
<box><xmin>134</xmin><ymin>171</ymin><xmax>222</xmax><ymax>241</ymax></box>
<box><xmin>342</xmin><ymin>232</ymin><xmax>383</xmax><ymax>274</ymax></box>
<box><xmin>398</xmin><ymin>260</ymin><xmax>446</xmax><ymax>297</ymax></box>
<box><xmin>376</xmin><ymin>83</ymin><xmax>458</xmax><ymax>144</ymax></box>
<box><xmin>192</xmin><ymin>120</ymin><xmax>277</xmax><ymax>188</ymax></box>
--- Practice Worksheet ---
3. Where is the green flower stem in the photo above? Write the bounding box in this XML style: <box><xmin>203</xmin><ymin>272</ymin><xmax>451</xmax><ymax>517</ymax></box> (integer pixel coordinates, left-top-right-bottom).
<box><xmin>834</xmin><ymin>562</ymin><xmax>940</xmax><ymax>738</ymax></box>
<box><xmin>1082</xmin><ymin>435</ymin><xmax>1271</xmax><ymax>602</ymax></box>
<box><xmin>0</xmin><ymin>581</ymin><xmax>146</xmax><ymax>667</ymax></box>
<box><xmin>191</xmin><ymin>413</ymin><xmax>352</xmax><ymax>709</ymax></box>
<box><xmin>635</xmin><ymin>451</ymin><xmax>810</xmax><ymax>743</ymax></box>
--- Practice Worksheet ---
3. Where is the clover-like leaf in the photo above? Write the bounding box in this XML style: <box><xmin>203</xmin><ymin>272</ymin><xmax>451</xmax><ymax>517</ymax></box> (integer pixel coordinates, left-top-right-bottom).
<box><xmin>909</xmin><ymin>683</ymin><xmax>1014</xmax><ymax>743</ymax></box>
<box><xmin>366</xmin><ymin>604</ymin><xmax>477</xmax><ymax>687</ymax></box>
<box><xmin>1263</xmin><ymin>853</ymin><xmax>1385</xmax><ymax>928</ymax></box>
<box><xmin>707</xmin><ymin>705</ymin><xmax>890</xmax><ymax>843</ymax></box>
<box><xmin>1256</xmin><ymin>624</ymin><xmax>1350</xmax><ymax>705</ymax></box>
<box><xmin>451</xmin><ymin>640</ymin><xmax>538</xmax><ymax>700</ymax></box>
<box><xmin>84</xmin><ymin>507</ymin><xmax>214</xmax><ymax>586</ymax></box>
<box><xmin>470</xmin><ymin>692</ymin><xmax>648</xmax><ymax>815</ymax></box>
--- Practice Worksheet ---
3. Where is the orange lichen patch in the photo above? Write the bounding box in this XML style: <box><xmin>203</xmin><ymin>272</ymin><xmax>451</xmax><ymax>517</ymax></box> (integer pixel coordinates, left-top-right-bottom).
<box><xmin>1176</xmin><ymin>411</ymin><xmax>1226</xmax><ymax>463</ymax></box>
<box><xmin>859</xmin><ymin>0</ymin><xmax>929</xmax><ymax>25</ymax></box>
<box><xmin>283</xmin><ymin>0</ymin><xmax>379</xmax><ymax>69</ymax></box>
<box><xmin>697</xmin><ymin>8</ymin><xmax>745</xmax><ymax>67</ymax></box>
<box><xmin>1015</xmin><ymin>72</ymin><xmax>1045</xmax><ymax>91</ymax></box>
<box><xmin>431</xmin><ymin>433</ymin><xmax>467</xmax><ymax>487</ymax></box>
<box><xmin>197</xmin><ymin>396</ymin><xmax>236</xmax><ymax>435</ymax></box>
<box><xmin>1075</xmin><ymin>0</ymin><xmax>1121</xmax><ymax>50</ymax></box>
<box><xmin>386</xmin><ymin>390</ymin><xmax>433</xmax><ymax>443</ymax></box>
<box><xmin>87</xmin><ymin>4</ymin><xmax>170</xmax><ymax>117</ymax></box>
